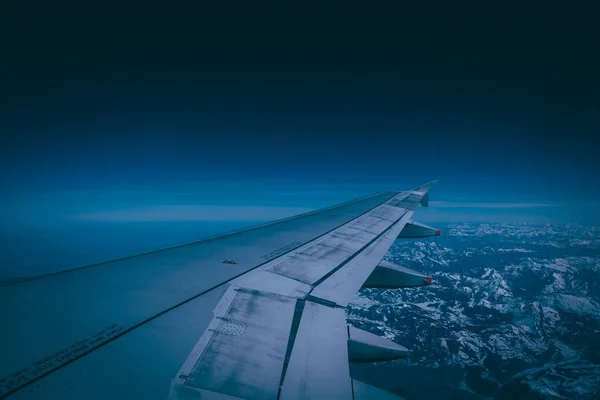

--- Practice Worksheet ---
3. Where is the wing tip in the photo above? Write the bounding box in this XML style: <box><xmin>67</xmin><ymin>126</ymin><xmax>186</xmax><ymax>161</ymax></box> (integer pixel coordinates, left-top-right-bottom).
<box><xmin>411</xmin><ymin>179</ymin><xmax>439</xmax><ymax>193</ymax></box>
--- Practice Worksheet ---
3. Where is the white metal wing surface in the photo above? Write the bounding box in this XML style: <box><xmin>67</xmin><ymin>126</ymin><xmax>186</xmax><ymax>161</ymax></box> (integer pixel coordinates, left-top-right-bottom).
<box><xmin>0</xmin><ymin>181</ymin><xmax>441</xmax><ymax>400</ymax></box>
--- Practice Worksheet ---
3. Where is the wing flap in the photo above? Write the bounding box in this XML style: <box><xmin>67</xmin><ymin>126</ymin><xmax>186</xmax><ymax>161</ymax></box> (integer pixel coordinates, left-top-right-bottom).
<box><xmin>279</xmin><ymin>301</ymin><xmax>352</xmax><ymax>400</ymax></box>
<box><xmin>352</xmin><ymin>380</ymin><xmax>406</xmax><ymax>400</ymax></box>
<box><xmin>170</xmin><ymin>286</ymin><xmax>298</xmax><ymax>400</ymax></box>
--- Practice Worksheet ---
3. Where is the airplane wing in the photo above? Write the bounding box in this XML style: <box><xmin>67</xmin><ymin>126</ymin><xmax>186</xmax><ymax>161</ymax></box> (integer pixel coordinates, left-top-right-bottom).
<box><xmin>0</xmin><ymin>182</ymin><xmax>441</xmax><ymax>400</ymax></box>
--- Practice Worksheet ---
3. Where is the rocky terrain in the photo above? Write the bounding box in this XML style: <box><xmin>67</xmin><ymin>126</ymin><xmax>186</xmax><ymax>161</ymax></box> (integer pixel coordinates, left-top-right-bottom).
<box><xmin>348</xmin><ymin>223</ymin><xmax>600</xmax><ymax>399</ymax></box>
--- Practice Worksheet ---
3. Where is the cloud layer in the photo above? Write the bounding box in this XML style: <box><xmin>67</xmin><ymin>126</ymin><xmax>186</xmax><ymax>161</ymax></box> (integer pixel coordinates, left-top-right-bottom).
<box><xmin>75</xmin><ymin>205</ymin><xmax>315</xmax><ymax>222</ymax></box>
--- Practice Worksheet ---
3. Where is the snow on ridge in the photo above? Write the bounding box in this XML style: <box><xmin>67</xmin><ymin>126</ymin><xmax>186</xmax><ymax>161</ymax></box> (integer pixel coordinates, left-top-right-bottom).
<box><xmin>388</xmin><ymin>241</ymin><xmax>455</xmax><ymax>267</ymax></box>
<box><xmin>532</xmin><ymin>240</ymin><xmax>564</xmax><ymax>248</ymax></box>
<box><xmin>449</xmin><ymin>330</ymin><xmax>487</xmax><ymax>365</ymax></box>
<box><xmin>348</xmin><ymin>294</ymin><xmax>381</xmax><ymax>309</ymax></box>
<box><xmin>571</xmin><ymin>239</ymin><xmax>593</xmax><ymax>246</ymax></box>
<box><xmin>541</xmin><ymin>306</ymin><xmax>561</xmax><ymax>327</ymax></box>
<box><xmin>405</xmin><ymin>301</ymin><xmax>445</xmax><ymax>321</ymax></box>
<box><xmin>444</xmin><ymin>222</ymin><xmax>600</xmax><ymax>243</ymax></box>
<box><xmin>553</xmin><ymin>294</ymin><xmax>600</xmax><ymax>318</ymax></box>
<box><xmin>497</xmin><ymin>247</ymin><xmax>534</xmax><ymax>253</ymax></box>
<box><xmin>478</xmin><ymin>267</ymin><xmax>513</xmax><ymax>298</ymax></box>
<box><xmin>545</xmin><ymin>272</ymin><xmax>566</xmax><ymax>293</ymax></box>
<box><xmin>523</xmin><ymin>257</ymin><xmax>600</xmax><ymax>276</ymax></box>
<box><xmin>544</xmin><ymin>258</ymin><xmax>571</xmax><ymax>272</ymax></box>
<box><xmin>440</xmin><ymin>337</ymin><xmax>449</xmax><ymax>351</ymax></box>
<box><xmin>446</xmin><ymin>303</ymin><xmax>471</xmax><ymax>325</ymax></box>
<box><xmin>409</xmin><ymin>301</ymin><xmax>439</xmax><ymax>312</ymax></box>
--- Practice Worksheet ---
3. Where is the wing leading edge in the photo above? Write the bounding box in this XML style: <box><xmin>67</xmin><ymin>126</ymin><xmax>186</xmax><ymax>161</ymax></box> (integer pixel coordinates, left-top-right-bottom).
<box><xmin>1</xmin><ymin>182</ymin><xmax>441</xmax><ymax>400</ymax></box>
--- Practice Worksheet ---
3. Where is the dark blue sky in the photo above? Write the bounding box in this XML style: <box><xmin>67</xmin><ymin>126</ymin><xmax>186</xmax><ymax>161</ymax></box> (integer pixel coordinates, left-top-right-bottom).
<box><xmin>1</xmin><ymin>2</ymin><xmax>599</xmax><ymax>227</ymax></box>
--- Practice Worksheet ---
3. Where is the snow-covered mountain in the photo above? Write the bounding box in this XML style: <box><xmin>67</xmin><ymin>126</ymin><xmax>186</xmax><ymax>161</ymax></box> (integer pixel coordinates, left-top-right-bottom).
<box><xmin>348</xmin><ymin>223</ymin><xmax>600</xmax><ymax>399</ymax></box>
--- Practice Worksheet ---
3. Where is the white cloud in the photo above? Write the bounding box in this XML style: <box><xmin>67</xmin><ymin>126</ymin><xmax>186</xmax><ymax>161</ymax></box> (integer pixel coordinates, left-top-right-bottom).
<box><xmin>73</xmin><ymin>205</ymin><xmax>315</xmax><ymax>222</ymax></box>
<box><xmin>429</xmin><ymin>201</ymin><xmax>559</xmax><ymax>209</ymax></box>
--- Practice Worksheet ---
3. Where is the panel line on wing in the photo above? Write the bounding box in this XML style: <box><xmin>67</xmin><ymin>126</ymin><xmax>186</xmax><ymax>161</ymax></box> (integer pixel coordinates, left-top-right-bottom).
<box><xmin>265</xmin><ymin>208</ymin><xmax>406</xmax><ymax>285</ymax></box>
<box><xmin>308</xmin><ymin>210</ymin><xmax>409</xmax><ymax>289</ymax></box>
<box><xmin>313</xmin><ymin>241</ymin><xmax>355</xmax><ymax>254</ymax></box>
<box><xmin>277</xmin><ymin>299</ymin><xmax>306</xmax><ymax>397</ymax></box>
